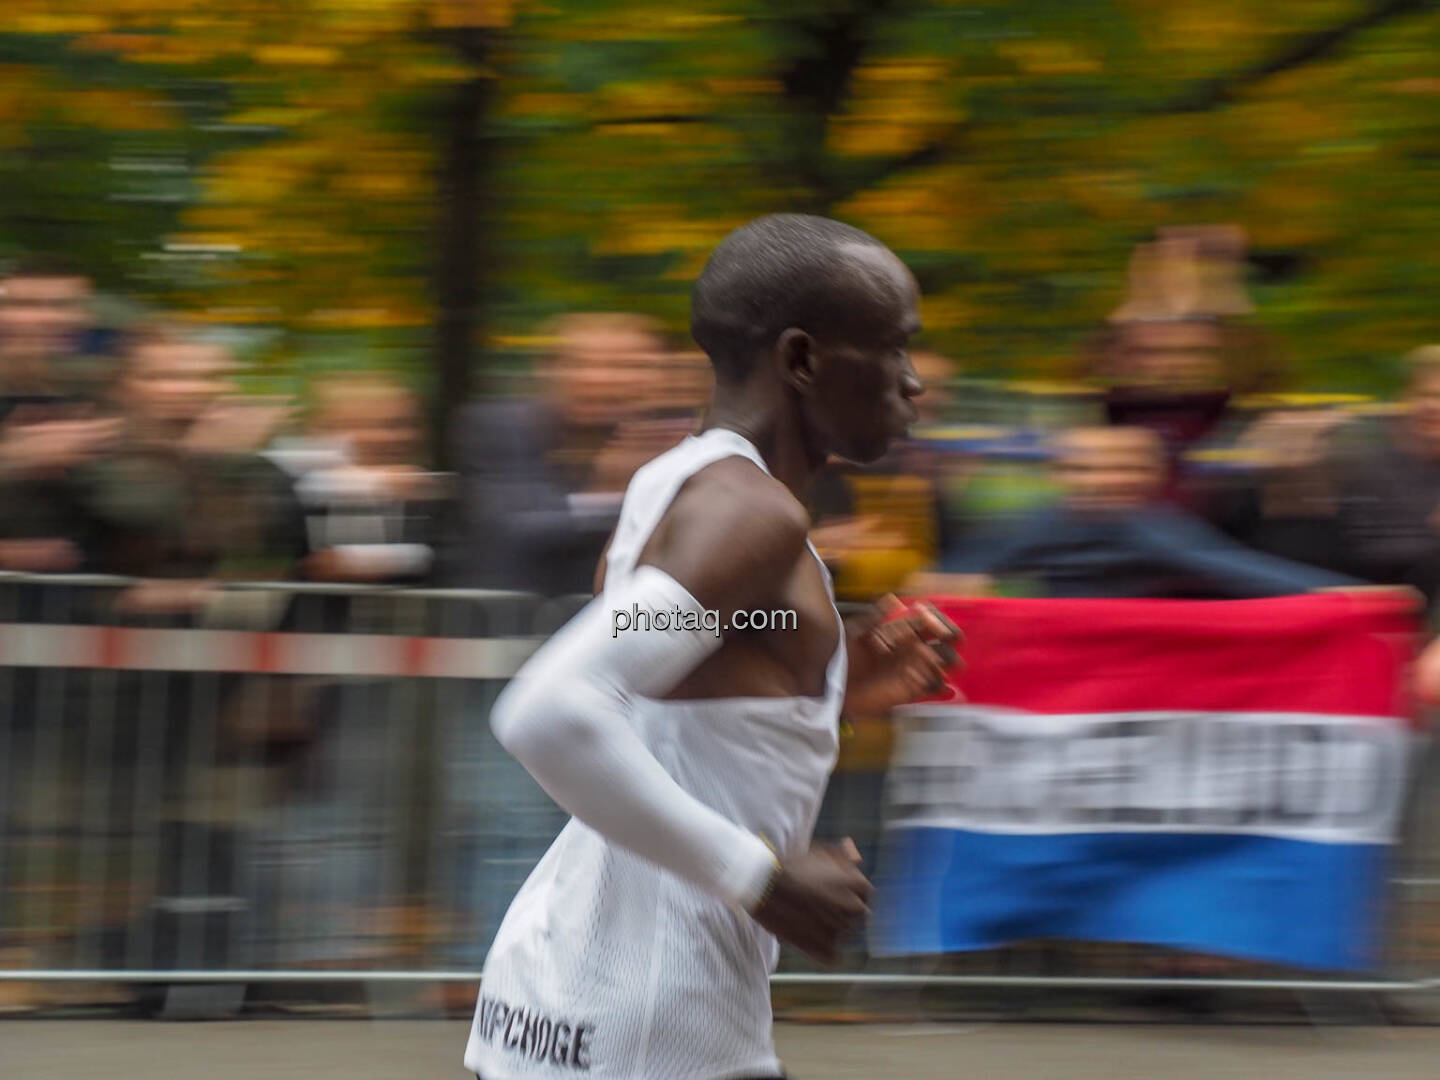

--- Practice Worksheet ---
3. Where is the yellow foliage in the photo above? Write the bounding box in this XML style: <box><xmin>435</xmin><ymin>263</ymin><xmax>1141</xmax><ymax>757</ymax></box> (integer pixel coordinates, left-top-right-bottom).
<box><xmin>1062</xmin><ymin>170</ymin><xmax>1145</xmax><ymax>221</ymax></box>
<box><xmin>223</xmin><ymin>108</ymin><xmax>324</xmax><ymax>127</ymax></box>
<box><xmin>917</xmin><ymin>294</ymin><xmax>974</xmax><ymax>332</ymax></box>
<box><xmin>387</xmin><ymin>61</ymin><xmax>479</xmax><ymax>84</ymax></box>
<box><xmin>1246</xmin><ymin>181</ymin><xmax>1342</xmax><ymax>248</ymax></box>
<box><xmin>66</xmin><ymin>89</ymin><xmax>178</xmax><ymax>132</ymax></box>
<box><xmin>548</xmin><ymin>10</ymin><xmax>738</xmax><ymax>43</ymax></box>
<box><xmin>663</xmin><ymin>250</ymin><xmax>711</xmax><ymax>281</ymax></box>
<box><xmin>335</xmin><ymin>161</ymin><xmax>429</xmax><ymax>200</ymax></box>
<box><xmin>303</xmin><ymin>307</ymin><xmax>425</xmax><ymax>329</ymax></box>
<box><xmin>598</xmin><ymin>223</ymin><xmax>712</xmax><ymax>256</ymax></box>
<box><xmin>829</xmin><ymin>58</ymin><xmax>962</xmax><ymax>159</ymax></box>
<box><xmin>429</xmin><ymin>0</ymin><xmax>516</xmax><ymax>29</ymax></box>
<box><xmin>308</xmin><ymin>0</ymin><xmax>415</xmax><ymax>34</ymax></box>
<box><xmin>205</xmin><ymin>143</ymin><xmax>334</xmax><ymax>205</ymax></box>
<box><xmin>507</xmin><ymin>92</ymin><xmax>585</xmax><ymax>117</ymax></box>
<box><xmin>184</xmin><ymin>205</ymin><xmax>261</xmax><ymax>233</ymax></box>
<box><xmin>173</xmin><ymin>16</ymin><xmax>234</xmax><ymax>32</ymax></box>
<box><xmin>857</xmin><ymin>60</ymin><xmax>949</xmax><ymax>84</ymax></box>
<box><xmin>1129</xmin><ymin>0</ymin><xmax>1260</xmax><ymax>59</ymax></box>
<box><xmin>828</xmin><ymin>120</ymin><xmax>923</xmax><ymax>159</ymax></box>
<box><xmin>70</xmin><ymin>33</ymin><xmax>163</xmax><ymax>54</ymax></box>
<box><xmin>651</xmin><ymin>12</ymin><xmax>741</xmax><ymax>31</ymax></box>
<box><xmin>593</xmin><ymin>207</ymin><xmax>740</xmax><ymax>257</ymax></box>
<box><xmin>492</xmin><ymin>334</ymin><xmax>563</xmax><ymax>348</ymax></box>
<box><xmin>706</xmin><ymin>78</ymin><xmax>782</xmax><ymax>96</ymax></box>
<box><xmin>87</xmin><ymin>0</ymin><xmax>196</xmax><ymax>16</ymax></box>
<box><xmin>127</xmin><ymin>41</ymin><xmax>226</xmax><ymax>66</ymax></box>
<box><xmin>599</xmin><ymin>81</ymin><xmax>707</xmax><ymax>120</ymax></box>
<box><xmin>1239</xmin><ymin>98</ymin><xmax>1349</xmax><ymax>150</ymax></box>
<box><xmin>0</xmin><ymin>65</ymin><xmax>40</xmax><ymax>105</ymax></box>
<box><xmin>1388</xmin><ymin>77</ymin><xmax>1440</xmax><ymax>96</ymax></box>
<box><xmin>996</xmin><ymin>40</ymin><xmax>1101</xmax><ymax>76</ymax></box>
<box><xmin>838</xmin><ymin>165</ymin><xmax>977</xmax><ymax>252</ymax></box>
<box><xmin>601</xmin><ymin>123</ymin><xmax>674</xmax><ymax>138</ymax></box>
<box><xmin>1161</xmin><ymin>0</ymin><xmax>1259</xmax><ymax>38</ymax></box>
<box><xmin>254</xmin><ymin>44</ymin><xmax>341</xmax><ymax>66</ymax></box>
<box><xmin>11</xmin><ymin>14</ymin><xmax>110</xmax><ymax>34</ymax></box>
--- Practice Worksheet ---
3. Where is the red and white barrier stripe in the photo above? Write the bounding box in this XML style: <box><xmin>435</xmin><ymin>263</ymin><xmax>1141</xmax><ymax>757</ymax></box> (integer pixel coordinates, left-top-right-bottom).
<box><xmin>0</xmin><ymin>624</ymin><xmax>539</xmax><ymax>679</ymax></box>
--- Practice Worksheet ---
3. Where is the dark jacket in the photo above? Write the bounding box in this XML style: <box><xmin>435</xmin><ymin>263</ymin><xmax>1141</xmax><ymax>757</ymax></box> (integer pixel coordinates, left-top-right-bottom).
<box><xmin>444</xmin><ymin>398</ymin><xmax>618</xmax><ymax>597</ymax></box>
<box><xmin>1331</xmin><ymin>422</ymin><xmax>1440</xmax><ymax>610</ymax></box>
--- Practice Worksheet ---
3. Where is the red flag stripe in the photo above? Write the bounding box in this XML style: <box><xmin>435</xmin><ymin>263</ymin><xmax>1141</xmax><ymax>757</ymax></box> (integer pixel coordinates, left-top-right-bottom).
<box><xmin>923</xmin><ymin>592</ymin><xmax>1420</xmax><ymax>723</ymax></box>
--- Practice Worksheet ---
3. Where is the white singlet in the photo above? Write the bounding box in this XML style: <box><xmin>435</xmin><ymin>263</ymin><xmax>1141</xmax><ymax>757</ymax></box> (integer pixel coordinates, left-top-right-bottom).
<box><xmin>465</xmin><ymin>427</ymin><xmax>846</xmax><ymax>1080</ymax></box>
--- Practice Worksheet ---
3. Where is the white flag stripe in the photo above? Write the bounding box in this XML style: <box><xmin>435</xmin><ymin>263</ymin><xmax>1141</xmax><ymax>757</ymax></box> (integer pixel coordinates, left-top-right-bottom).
<box><xmin>886</xmin><ymin>704</ymin><xmax>1413</xmax><ymax>846</ymax></box>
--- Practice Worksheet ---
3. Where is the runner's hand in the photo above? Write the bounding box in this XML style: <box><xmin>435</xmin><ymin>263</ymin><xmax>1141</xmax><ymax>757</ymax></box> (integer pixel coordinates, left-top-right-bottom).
<box><xmin>844</xmin><ymin>594</ymin><xmax>962</xmax><ymax>715</ymax></box>
<box><xmin>749</xmin><ymin>839</ymin><xmax>872</xmax><ymax>966</ymax></box>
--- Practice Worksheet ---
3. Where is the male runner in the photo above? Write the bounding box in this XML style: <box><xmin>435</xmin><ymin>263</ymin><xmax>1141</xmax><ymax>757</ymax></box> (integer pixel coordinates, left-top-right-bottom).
<box><xmin>465</xmin><ymin>214</ymin><xmax>960</xmax><ymax>1080</ymax></box>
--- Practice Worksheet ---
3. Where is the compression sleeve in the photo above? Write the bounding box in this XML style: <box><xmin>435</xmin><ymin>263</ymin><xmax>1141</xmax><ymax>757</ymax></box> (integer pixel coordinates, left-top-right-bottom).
<box><xmin>488</xmin><ymin>565</ymin><xmax>780</xmax><ymax>912</ymax></box>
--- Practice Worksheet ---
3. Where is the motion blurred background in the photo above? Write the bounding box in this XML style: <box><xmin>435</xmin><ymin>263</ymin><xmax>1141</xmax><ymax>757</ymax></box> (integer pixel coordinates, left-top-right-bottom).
<box><xmin>2</xmin><ymin>0</ymin><xmax>1440</xmax><ymax>1039</ymax></box>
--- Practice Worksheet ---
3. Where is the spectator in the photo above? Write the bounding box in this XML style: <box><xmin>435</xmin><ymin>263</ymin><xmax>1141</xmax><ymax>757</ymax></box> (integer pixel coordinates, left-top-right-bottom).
<box><xmin>1330</xmin><ymin>346</ymin><xmax>1440</xmax><ymax>618</ymax></box>
<box><xmin>1205</xmin><ymin>406</ymin><xmax>1351</xmax><ymax>573</ymax></box>
<box><xmin>0</xmin><ymin>258</ymin><xmax>119</xmax><ymax>572</ymax></box>
<box><xmin>445</xmin><ymin>312</ymin><xmax>670</xmax><ymax>597</ymax></box>
<box><xmin>73</xmin><ymin>325</ymin><xmax>303</xmax><ymax>610</ymax></box>
<box><xmin>1092</xmin><ymin>227</ymin><xmax>1286</xmax><ymax>518</ymax></box>
<box><xmin>929</xmin><ymin>425</ymin><xmax>1354</xmax><ymax>599</ymax></box>
<box><xmin>269</xmin><ymin>373</ymin><xmax>443</xmax><ymax>585</ymax></box>
<box><xmin>0</xmin><ymin>256</ymin><xmax>111</xmax><ymax>416</ymax></box>
<box><xmin>585</xmin><ymin>347</ymin><xmax>710</xmax><ymax>497</ymax></box>
<box><xmin>1097</xmin><ymin>317</ymin><xmax>1232</xmax><ymax>510</ymax></box>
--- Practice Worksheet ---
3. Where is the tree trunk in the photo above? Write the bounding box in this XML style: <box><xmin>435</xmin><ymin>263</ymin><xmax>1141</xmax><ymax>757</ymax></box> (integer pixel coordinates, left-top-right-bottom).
<box><xmin>430</xmin><ymin>64</ymin><xmax>495</xmax><ymax>470</ymax></box>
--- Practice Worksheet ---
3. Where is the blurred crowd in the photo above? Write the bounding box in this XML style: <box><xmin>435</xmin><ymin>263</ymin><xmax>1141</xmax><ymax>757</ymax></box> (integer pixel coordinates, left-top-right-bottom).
<box><xmin>4</xmin><ymin>225</ymin><xmax>1440</xmax><ymax>1009</ymax></box>
<box><xmin>8</xmin><ymin>231</ymin><xmax>1440</xmax><ymax>616</ymax></box>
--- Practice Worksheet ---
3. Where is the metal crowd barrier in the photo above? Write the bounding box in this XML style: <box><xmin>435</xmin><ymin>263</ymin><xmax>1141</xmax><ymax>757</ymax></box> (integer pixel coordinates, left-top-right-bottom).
<box><xmin>0</xmin><ymin>573</ymin><xmax>1437</xmax><ymax>1015</ymax></box>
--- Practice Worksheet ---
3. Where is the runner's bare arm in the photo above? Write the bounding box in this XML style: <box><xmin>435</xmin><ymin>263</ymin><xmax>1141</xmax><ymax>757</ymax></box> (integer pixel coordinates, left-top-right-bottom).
<box><xmin>636</xmin><ymin>459</ymin><xmax>810</xmax><ymax>626</ymax></box>
<box><xmin>488</xmin><ymin>465</ymin><xmax>806</xmax><ymax>913</ymax></box>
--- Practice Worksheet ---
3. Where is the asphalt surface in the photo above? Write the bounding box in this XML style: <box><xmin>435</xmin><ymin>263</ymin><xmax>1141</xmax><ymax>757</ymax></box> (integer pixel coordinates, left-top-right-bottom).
<box><xmin>4</xmin><ymin>1019</ymin><xmax>1440</xmax><ymax>1079</ymax></box>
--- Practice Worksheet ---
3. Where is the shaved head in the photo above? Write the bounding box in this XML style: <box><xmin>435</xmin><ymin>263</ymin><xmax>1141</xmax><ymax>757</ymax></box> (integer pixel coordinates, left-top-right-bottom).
<box><xmin>691</xmin><ymin>214</ymin><xmax>916</xmax><ymax>384</ymax></box>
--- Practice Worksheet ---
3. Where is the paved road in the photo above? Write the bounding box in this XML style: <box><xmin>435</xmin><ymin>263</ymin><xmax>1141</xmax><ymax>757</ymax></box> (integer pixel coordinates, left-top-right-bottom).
<box><xmin>5</xmin><ymin>1020</ymin><xmax>1440</xmax><ymax>1079</ymax></box>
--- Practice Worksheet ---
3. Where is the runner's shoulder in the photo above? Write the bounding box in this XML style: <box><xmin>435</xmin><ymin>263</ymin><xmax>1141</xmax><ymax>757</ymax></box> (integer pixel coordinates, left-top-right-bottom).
<box><xmin>674</xmin><ymin>455</ymin><xmax>808</xmax><ymax>547</ymax></box>
<box><xmin>644</xmin><ymin>456</ymin><xmax>810</xmax><ymax>606</ymax></box>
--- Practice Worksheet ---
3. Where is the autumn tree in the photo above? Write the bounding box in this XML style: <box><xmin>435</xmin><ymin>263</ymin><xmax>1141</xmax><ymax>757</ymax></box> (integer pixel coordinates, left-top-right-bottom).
<box><xmin>496</xmin><ymin>0</ymin><xmax>1440</xmax><ymax>391</ymax></box>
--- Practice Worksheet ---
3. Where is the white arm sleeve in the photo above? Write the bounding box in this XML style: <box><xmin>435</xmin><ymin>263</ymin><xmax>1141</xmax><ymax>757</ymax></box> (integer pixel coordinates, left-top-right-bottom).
<box><xmin>489</xmin><ymin>565</ymin><xmax>779</xmax><ymax>911</ymax></box>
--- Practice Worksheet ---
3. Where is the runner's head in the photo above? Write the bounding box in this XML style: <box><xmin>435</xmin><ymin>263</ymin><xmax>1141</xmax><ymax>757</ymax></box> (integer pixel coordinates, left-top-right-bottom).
<box><xmin>691</xmin><ymin>214</ymin><xmax>923</xmax><ymax>465</ymax></box>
